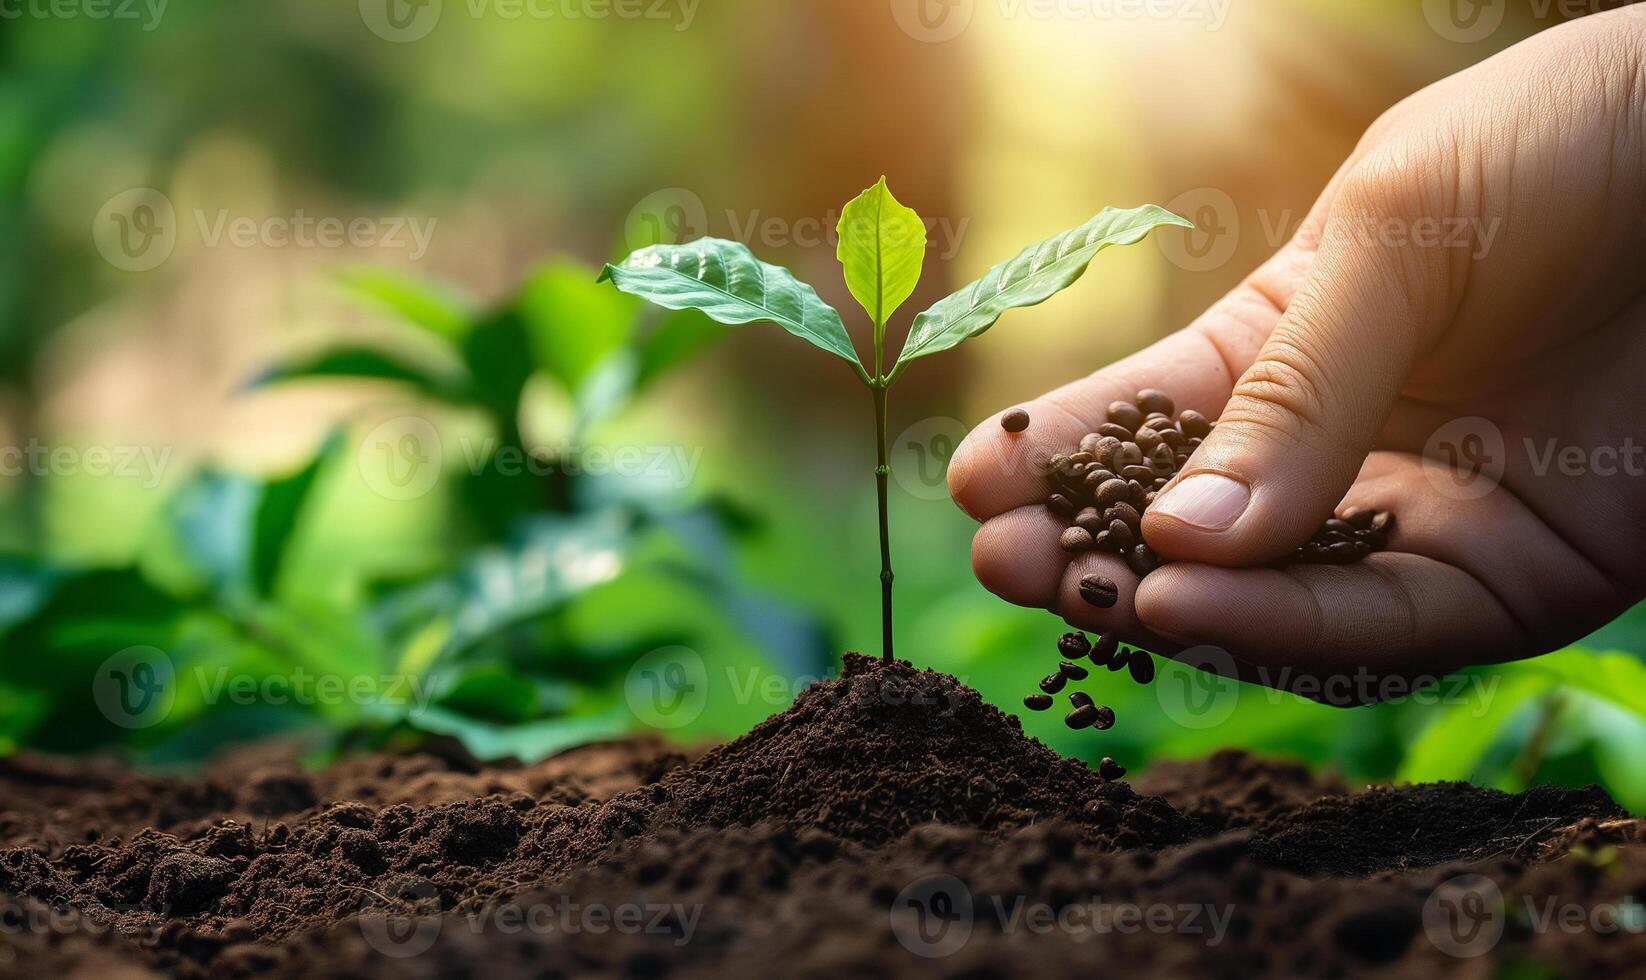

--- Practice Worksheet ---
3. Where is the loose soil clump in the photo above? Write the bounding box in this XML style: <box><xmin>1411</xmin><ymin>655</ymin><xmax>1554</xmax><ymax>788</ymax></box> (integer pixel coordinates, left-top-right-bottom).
<box><xmin>1</xmin><ymin>655</ymin><xmax>1641</xmax><ymax>978</ymax></box>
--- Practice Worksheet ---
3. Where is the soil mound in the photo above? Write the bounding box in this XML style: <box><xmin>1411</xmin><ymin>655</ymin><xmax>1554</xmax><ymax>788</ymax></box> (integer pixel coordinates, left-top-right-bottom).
<box><xmin>0</xmin><ymin>656</ymin><xmax>1641</xmax><ymax>979</ymax></box>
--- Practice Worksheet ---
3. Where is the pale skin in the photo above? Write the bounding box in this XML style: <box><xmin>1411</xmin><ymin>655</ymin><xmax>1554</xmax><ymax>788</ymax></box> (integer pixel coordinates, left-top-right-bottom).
<box><xmin>949</xmin><ymin>10</ymin><xmax>1646</xmax><ymax>698</ymax></box>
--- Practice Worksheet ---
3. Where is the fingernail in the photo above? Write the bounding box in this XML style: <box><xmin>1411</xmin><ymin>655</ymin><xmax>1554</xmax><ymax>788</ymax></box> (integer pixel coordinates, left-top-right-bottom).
<box><xmin>1152</xmin><ymin>474</ymin><xmax>1249</xmax><ymax>532</ymax></box>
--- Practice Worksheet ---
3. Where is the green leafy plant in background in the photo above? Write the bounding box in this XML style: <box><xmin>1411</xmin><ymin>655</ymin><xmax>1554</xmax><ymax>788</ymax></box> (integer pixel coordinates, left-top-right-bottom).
<box><xmin>0</xmin><ymin>258</ymin><xmax>829</xmax><ymax>761</ymax></box>
<box><xmin>602</xmin><ymin>177</ymin><xmax>1190</xmax><ymax>659</ymax></box>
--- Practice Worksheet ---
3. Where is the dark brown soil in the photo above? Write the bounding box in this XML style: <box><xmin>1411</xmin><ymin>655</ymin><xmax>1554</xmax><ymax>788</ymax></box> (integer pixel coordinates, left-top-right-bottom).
<box><xmin>2</xmin><ymin>654</ymin><xmax>1642</xmax><ymax>978</ymax></box>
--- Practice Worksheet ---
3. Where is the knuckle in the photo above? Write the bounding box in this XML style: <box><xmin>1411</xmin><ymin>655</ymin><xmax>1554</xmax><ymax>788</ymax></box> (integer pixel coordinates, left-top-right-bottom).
<box><xmin>1223</xmin><ymin>345</ymin><xmax>1333</xmax><ymax>448</ymax></box>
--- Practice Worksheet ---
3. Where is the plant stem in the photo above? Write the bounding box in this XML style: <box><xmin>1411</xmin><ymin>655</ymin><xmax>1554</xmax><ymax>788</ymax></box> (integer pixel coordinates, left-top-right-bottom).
<box><xmin>873</xmin><ymin>378</ymin><xmax>894</xmax><ymax>662</ymax></box>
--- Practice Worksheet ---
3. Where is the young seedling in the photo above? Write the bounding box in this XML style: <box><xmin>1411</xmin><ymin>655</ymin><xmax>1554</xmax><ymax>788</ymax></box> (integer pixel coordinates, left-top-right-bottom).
<box><xmin>600</xmin><ymin>178</ymin><xmax>1189</xmax><ymax>662</ymax></box>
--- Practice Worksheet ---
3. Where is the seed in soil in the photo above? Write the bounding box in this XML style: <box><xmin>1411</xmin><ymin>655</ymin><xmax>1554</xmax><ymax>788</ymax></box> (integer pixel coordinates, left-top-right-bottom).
<box><xmin>1079</xmin><ymin>575</ymin><xmax>1119</xmax><ymax>608</ymax></box>
<box><xmin>1093</xmin><ymin>705</ymin><xmax>1116</xmax><ymax>730</ymax></box>
<box><xmin>1001</xmin><ymin>408</ymin><xmax>1031</xmax><ymax>432</ymax></box>
<box><xmin>1039</xmin><ymin>672</ymin><xmax>1068</xmax><ymax>695</ymax></box>
<box><xmin>1099</xmin><ymin>757</ymin><xmax>1128</xmax><ymax>780</ymax></box>
<box><xmin>1128</xmin><ymin>651</ymin><xmax>1156</xmax><ymax>685</ymax></box>
<box><xmin>1023</xmin><ymin>694</ymin><xmax>1053</xmax><ymax>711</ymax></box>
<box><xmin>1070</xmin><ymin>691</ymin><xmax>1094</xmax><ymax>709</ymax></box>
<box><xmin>1065</xmin><ymin>704</ymin><xmax>1099</xmax><ymax>729</ymax></box>
<box><xmin>1057</xmin><ymin>632</ymin><xmax>1092</xmax><ymax>660</ymax></box>
<box><xmin>1059</xmin><ymin>661</ymin><xmax>1090</xmax><ymax>681</ymax></box>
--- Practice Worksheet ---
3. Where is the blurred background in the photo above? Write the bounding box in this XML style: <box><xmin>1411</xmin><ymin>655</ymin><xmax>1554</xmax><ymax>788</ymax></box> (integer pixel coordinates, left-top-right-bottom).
<box><xmin>2</xmin><ymin>0</ymin><xmax>1643</xmax><ymax>808</ymax></box>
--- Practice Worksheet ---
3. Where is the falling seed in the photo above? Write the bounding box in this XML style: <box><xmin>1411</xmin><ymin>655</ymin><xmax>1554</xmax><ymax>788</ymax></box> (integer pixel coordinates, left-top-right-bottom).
<box><xmin>1023</xmin><ymin>694</ymin><xmax>1053</xmax><ymax>711</ymax></box>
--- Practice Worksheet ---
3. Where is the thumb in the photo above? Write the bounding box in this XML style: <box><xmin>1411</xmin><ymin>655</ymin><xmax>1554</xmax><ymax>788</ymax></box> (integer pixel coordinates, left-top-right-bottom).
<box><xmin>1143</xmin><ymin>177</ymin><xmax>1447</xmax><ymax>565</ymax></box>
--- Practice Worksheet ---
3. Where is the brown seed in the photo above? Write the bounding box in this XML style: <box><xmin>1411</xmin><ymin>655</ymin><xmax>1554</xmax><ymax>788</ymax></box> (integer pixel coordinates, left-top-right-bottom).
<box><xmin>1079</xmin><ymin>575</ymin><xmax>1119</xmax><ymax>608</ymax></box>
<box><xmin>1092</xmin><ymin>530</ymin><xmax>1112</xmax><ymax>552</ymax></box>
<box><xmin>1110</xmin><ymin>501</ymin><xmax>1141</xmax><ymax>530</ymax></box>
<box><xmin>1323</xmin><ymin>518</ymin><xmax>1357</xmax><ymax>536</ymax></box>
<box><xmin>1113</xmin><ymin>442</ymin><xmax>1144</xmax><ymax>469</ymax></box>
<box><xmin>1341</xmin><ymin>507</ymin><xmax>1374</xmax><ymax>530</ymax></box>
<box><xmin>1152</xmin><ymin>477</ymin><xmax>1171</xmax><ymax>490</ymax></box>
<box><xmin>1098</xmin><ymin>757</ymin><xmax>1127</xmax><ymax>780</ymax></box>
<box><xmin>1068</xmin><ymin>451</ymin><xmax>1095</xmax><ymax>466</ymax></box>
<box><xmin>1075</xmin><ymin>506</ymin><xmax>1104</xmax><ymax>534</ymax></box>
<box><xmin>1125</xmin><ymin>543</ymin><xmax>1159</xmax><ymax>576</ymax></box>
<box><xmin>1093</xmin><ymin>705</ymin><xmax>1116</xmax><ymax>731</ymax></box>
<box><xmin>1039</xmin><ymin>672</ymin><xmax>1067</xmax><ymax>695</ymax></box>
<box><xmin>1150</xmin><ymin>443</ymin><xmax>1176</xmax><ymax>469</ymax></box>
<box><xmin>1136</xmin><ymin>389</ymin><xmax>1175</xmax><ymax>417</ymax></box>
<box><xmin>1128</xmin><ymin>479</ymin><xmax>1149</xmax><ymax>501</ymax></box>
<box><xmin>1046</xmin><ymin>493</ymin><xmax>1077</xmax><ymax>518</ymax></box>
<box><xmin>1096</xmin><ymin>478</ymin><xmax>1131</xmax><ymax>508</ymax></box>
<box><xmin>1057</xmin><ymin>632</ymin><xmax>1092</xmax><ymax>660</ymax></box>
<box><xmin>1108</xmin><ymin>519</ymin><xmax>1135</xmax><ymax>552</ymax></box>
<box><xmin>1107</xmin><ymin>401</ymin><xmax>1144</xmax><ymax>432</ymax></box>
<box><xmin>1093</xmin><ymin>435</ymin><xmax>1122</xmax><ymax>468</ymax></box>
<box><xmin>1144</xmin><ymin>491</ymin><xmax>1157</xmax><ymax>507</ymax></box>
<box><xmin>1059</xmin><ymin>660</ymin><xmax>1090</xmax><ymax>681</ymax></box>
<box><xmin>1177</xmin><ymin>409</ymin><xmax>1211</xmax><ymax>439</ymax></box>
<box><xmin>1091</xmin><ymin>631</ymin><xmax>1119</xmax><ymax>665</ymax></box>
<box><xmin>1122</xmin><ymin>465</ymin><xmax>1156</xmax><ymax>482</ymax></box>
<box><xmin>1060</xmin><ymin>527</ymin><xmax>1095</xmax><ymax>553</ymax></box>
<box><xmin>1134</xmin><ymin>427</ymin><xmax>1162</xmax><ymax>453</ymax></box>
<box><xmin>1065</xmin><ymin>704</ymin><xmax>1099</xmax><ymax>730</ymax></box>
<box><xmin>1128</xmin><ymin>652</ymin><xmax>1156</xmax><ymax>685</ymax></box>
<box><xmin>1095</xmin><ymin>423</ymin><xmax>1131</xmax><ymax>441</ymax></box>
<box><xmin>1023</xmin><ymin>694</ymin><xmax>1053</xmax><ymax>711</ymax></box>
<box><xmin>1078</xmin><ymin>432</ymin><xmax>1103</xmax><ymax>454</ymax></box>
<box><xmin>1158</xmin><ymin>427</ymin><xmax>1187</xmax><ymax>451</ymax></box>
<box><xmin>1001</xmin><ymin>408</ymin><xmax>1031</xmax><ymax>433</ymax></box>
<box><xmin>1326</xmin><ymin>541</ymin><xmax>1360</xmax><ymax>562</ymax></box>
<box><xmin>1070</xmin><ymin>691</ymin><xmax>1094</xmax><ymax>709</ymax></box>
<box><xmin>1108</xmin><ymin>647</ymin><xmax>1130</xmax><ymax>671</ymax></box>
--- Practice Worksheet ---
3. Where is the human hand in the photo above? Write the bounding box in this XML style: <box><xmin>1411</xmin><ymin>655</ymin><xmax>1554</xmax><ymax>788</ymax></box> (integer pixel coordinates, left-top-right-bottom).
<box><xmin>949</xmin><ymin>9</ymin><xmax>1646</xmax><ymax>697</ymax></box>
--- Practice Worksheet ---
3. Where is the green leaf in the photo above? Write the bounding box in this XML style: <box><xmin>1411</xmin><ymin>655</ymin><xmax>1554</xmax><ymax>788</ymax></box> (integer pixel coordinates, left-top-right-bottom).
<box><xmin>335</xmin><ymin>267</ymin><xmax>474</xmax><ymax>342</ymax></box>
<box><xmin>1397</xmin><ymin>672</ymin><xmax>1552</xmax><ymax>783</ymax></box>
<box><xmin>836</xmin><ymin>177</ymin><xmax>926</xmax><ymax>334</ymax></box>
<box><xmin>600</xmin><ymin>239</ymin><xmax>862</xmax><ymax>373</ymax></box>
<box><xmin>252</xmin><ymin>434</ymin><xmax>340</xmax><ymax>597</ymax></box>
<box><xmin>250</xmin><ymin>347</ymin><xmax>473</xmax><ymax>403</ymax></box>
<box><xmin>893</xmin><ymin>204</ymin><xmax>1191</xmax><ymax>372</ymax></box>
<box><xmin>513</xmin><ymin>261</ymin><xmax>638</xmax><ymax>395</ymax></box>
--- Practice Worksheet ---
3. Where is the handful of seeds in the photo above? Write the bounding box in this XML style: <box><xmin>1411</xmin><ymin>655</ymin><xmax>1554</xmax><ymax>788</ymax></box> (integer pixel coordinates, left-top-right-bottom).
<box><xmin>1039</xmin><ymin>388</ymin><xmax>1396</xmax><ymax>598</ymax></box>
